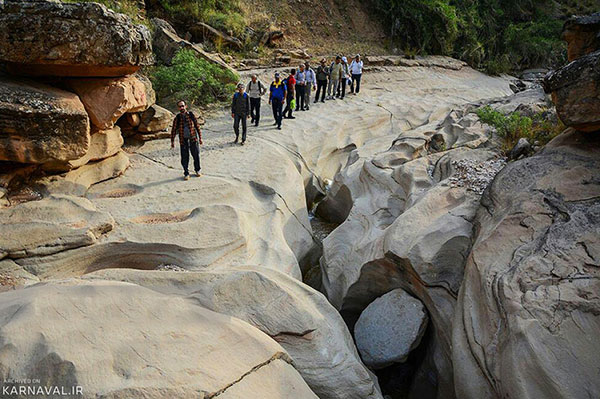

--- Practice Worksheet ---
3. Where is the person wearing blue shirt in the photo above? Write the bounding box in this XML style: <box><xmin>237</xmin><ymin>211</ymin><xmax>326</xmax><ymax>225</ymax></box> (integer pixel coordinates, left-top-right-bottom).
<box><xmin>295</xmin><ymin>64</ymin><xmax>307</xmax><ymax>111</ymax></box>
<box><xmin>269</xmin><ymin>72</ymin><xmax>287</xmax><ymax>130</ymax></box>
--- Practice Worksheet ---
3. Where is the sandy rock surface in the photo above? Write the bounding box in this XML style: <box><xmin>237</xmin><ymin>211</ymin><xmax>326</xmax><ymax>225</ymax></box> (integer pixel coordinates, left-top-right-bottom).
<box><xmin>453</xmin><ymin>128</ymin><xmax>600</xmax><ymax>398</ymax></box>
<box><xmin>83</xmin><ymin>266</ymin><xmax>383</xmax><ymax>399</ymax></box>
<box><xmin>0</xmin><ymin>279</ymin><xmax>317</xmax><ymax>398</ymax></box>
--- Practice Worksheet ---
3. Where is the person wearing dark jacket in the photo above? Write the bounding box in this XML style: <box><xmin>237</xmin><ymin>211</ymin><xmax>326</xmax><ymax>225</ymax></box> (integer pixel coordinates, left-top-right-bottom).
<box><xmin>171</xmin><ymin>100</ymin><xmax>203</xmax><ymax>180</ymax></box>
<box><xmin>315</xmin><ymin>58</ymin><xmax>329</xmax><ymax>103</ymax></box>
<box><xmin>231</xmin><ymin>83</ymin><xmax>250</xmax><ymax>145</ymax></box>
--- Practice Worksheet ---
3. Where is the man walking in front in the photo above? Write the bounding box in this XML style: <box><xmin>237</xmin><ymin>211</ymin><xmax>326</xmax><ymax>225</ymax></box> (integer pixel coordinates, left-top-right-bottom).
<box><xmin>246</xmin><ymin>74</ymin><xmax>266</xmax><ymax>126</ymax></box>
<box><xmin>315</xmin><ymin>58</ymin><xmax>328</xmax><ymax>103</ymax></box>
<box><xmin>304</xmin><ymin>61</ymin><xmax>316</xmax><ymax>110</ymax></box>
<box><xmin>171</xmin><ymin>100</ymin><xmax>203</xmax><ymax>180</ymax></box>
<box><xmin>231</xmin><ymin>83</ymin><xmax>250</xmax><ymax>145</ymax></box>
<box><xmin>350</xmin><ymin>54</ymin><xmax>364</xmax><ymax>94</ymax></box>
<box><xmin>269</xmin><ymin>72</ymin><xmax>287</xmax><ymax>130</ymax></box>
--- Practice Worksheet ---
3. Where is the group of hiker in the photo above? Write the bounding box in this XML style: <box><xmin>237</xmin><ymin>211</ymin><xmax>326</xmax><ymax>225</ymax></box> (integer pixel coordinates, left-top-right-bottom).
<box><xmin>171</xmin><ymin>54</ymin><xmax>364</xmax><ymax>180</ymax></box>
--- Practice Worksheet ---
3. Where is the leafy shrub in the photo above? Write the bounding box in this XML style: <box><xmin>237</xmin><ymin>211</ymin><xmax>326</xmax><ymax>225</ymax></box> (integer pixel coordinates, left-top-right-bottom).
<box><xmin>476</xmin><ymin>106</ymin><xmax>561</xmax><ymax>153</ymax></box>
<box><xmin>156</xmin><ymin>0</ymin><xmax>245</xmax><ymax>38</ymax></box>
<box><xmin>62</xmin><ymin>0</ymin><xmax>147</xmax><ymax>25</ymax></box>
<box><xmin>368</xmin><ymin>0</ymin><xmax>584</xmax><ymax>73</ymax></box>
<box><xmin>150</xmin><ymin>49</ymin><xmax>239</xmax><ymax>106</ymax></box>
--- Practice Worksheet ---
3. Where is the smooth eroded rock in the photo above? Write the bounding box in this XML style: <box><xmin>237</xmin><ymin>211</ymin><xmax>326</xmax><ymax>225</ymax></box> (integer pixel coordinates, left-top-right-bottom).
<box><xmin>83</xmin><ymin>267</ymin><xmax>383</xmax><ymax>399</ymax></box>
<box><xmin>0</xmin><ymin>195</ymin><xmax>114</xmax><ymax>259</ymax></box>
<box><xmin>0</xmin><ymin>76</ymin><xmax>90</xmax><ymax>163</ymax></box>
<box><xmin>453</xmin><ymin>128</ymin><xmax>600</xmax><ymax>398</ymax></box>
<box><xmin>0</xmin><ymin>279</ymin><xmax>318</xmax><ymax>398</ymax></box>
<box><xmin>355</xmin><ymin>289</ymin><xmax>429</xmax><ymax>369</ymax></box>
<box><xmin>37</xmin><ymin>151</ymin><xmax>130</xmax><ymax>196</ymax></box>
<box><xmin>68</xmin><ymin>75</ymin><xmax>154</xmax><ymax>129</ymax></box>
<box><xmin>0</xmin><ymin>0</ymin><xmax>152</xmax><ymax>77</ymax></box>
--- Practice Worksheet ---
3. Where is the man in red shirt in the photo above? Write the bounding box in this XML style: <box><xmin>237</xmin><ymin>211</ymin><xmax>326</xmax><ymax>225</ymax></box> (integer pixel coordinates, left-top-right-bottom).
<box><xmin>282</xmin><ymin>68</ymin><xmax>296</xmax><ymax>120</ymax></box>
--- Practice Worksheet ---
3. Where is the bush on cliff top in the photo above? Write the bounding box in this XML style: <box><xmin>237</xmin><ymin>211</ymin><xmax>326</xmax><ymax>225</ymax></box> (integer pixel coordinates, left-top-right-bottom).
<box><xmin>150</xmin><ymin>49</ymin><xmax>239</xmax><ymax>106</ymax></box>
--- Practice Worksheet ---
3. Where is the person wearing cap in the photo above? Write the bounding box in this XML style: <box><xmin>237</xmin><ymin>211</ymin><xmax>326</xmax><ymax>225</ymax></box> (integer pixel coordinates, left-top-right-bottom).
<box><xmin>304</xmin><ymin>61</ymin><xmax>316</xmax><ymax>109</ymax></box>
<box><xmin>295</xmin><ymin>64</ymin><xmax>307</xmax><ymax>111</ymax></box>
<box><xmin>283</xmin><ymin>68</ymin><xmax>296</xmax><ymax>119</ymax></box>
<box><xmin>269</xmin><ymin>72</ymin><xmax>287</xmax><ymax>130</ymax></box>
<box><xmin>315</xmin><ymin>58</ymin><xmax>329</xmax><ymax>103</ymax></box>
<box><xmin>349</xmin><ymin>54</ymin><xmax>364</xmax><ymax>94</ymax></box>
<box><xmin>246</xmin><ymin>74</ymin><xmax>267</xmax><ymax>126</ymax></box>
<box><xmin>231</xmin><ymin>83</ymin><xmax>250</xmax><ymax>145</ymax></box>
<box><xmin>328</xmin><ymin>56</ymin><xmax>343</xmax><ymax>100</ymax></box>
<box><xmin>338</xmin><ymin>56</ymin><xmax>350</xmax><ymax>99</ymax></box>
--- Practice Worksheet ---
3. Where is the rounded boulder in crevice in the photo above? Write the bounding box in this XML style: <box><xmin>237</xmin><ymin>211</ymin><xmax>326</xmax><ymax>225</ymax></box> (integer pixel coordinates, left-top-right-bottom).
<box><xmin>354</xmin><ymin>288</ymin><xmax>429</xmax><ymax>370</ymax></box>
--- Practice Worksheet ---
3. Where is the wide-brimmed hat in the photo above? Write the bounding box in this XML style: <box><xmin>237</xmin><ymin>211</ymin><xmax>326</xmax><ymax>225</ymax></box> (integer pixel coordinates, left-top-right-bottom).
<box><xmin>342</xmin><ymin>56</ymin><xmax>347</xmax><ymax>62</ymax></box>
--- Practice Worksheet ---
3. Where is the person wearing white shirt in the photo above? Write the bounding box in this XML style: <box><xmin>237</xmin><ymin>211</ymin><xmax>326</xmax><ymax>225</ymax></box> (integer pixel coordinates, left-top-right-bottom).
<box><xmin>246</xmin><ymin>74</ymin><xmax>267</xmax><ymax>126</ymax></box>
<box><xmin>295</xmin><ymin>64</ymin><xmax>307</xmax><ymax>111</ymax></box>
<box><xmin>349</xmin><ymin>54</ymin><xmax>364</xmax><ymax>94</ymax></box>
<box><xmin>304</xmin><ymin>61</ymin><xmax>317</xmax><ymax>109</ymax></box>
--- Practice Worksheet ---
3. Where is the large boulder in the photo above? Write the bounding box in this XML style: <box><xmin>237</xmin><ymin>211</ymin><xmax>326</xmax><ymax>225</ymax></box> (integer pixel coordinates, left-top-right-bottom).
<box><xmin>544</xmin><ymin>50</ymin><xmax>600</xmax><ymax>132</ymax></box>
<box><xmin>68</xmin><ymin>75</ymin><xmax>155</xmax><ymax>129</ymax></box>
<box><xmin>0</xmin><ymin>279</ymin><xmax>318</xmax><ymax>398</ymax></box>
<box><xmin>36</xmin><ymin>151</ymin><xmax>130</xmax><ymax>196</ymax></box>
<box><xmin>151</xmin><ymin>18</ymin><xmax>237</xmax><ymax>75</ymax></box>
<box><xmin>453</xmin><ymin>129</ymin><xmax>600</xmax><ymax>398</ymax></box>
<box><xmin>0</xmin><ymin>195</ymin><xmax>114</xmax><ymax>260</ymax></box>
<box><xmin>190</xmin><ymin>22</ymin><xmax>243</xmax><ymax>50</ymax></box>
<box><xmin>138</xmin><ymin>104</ymin><xmax>173</xmax><ymax>133</ymax></box>
<box><xmin>354</xmin><ymin>289</ymin><xmax>428</xmax><ymax>369</ymax></box>
<box><xmin>44</xmin><ymin>126</ymin><xmax>125</xmax><ymax>171</ymax></box>
<box><xmin>0</xmin><ymin>0</ymin><xmax>152</xmax><ymax>77</ymax></box>
<box><xmin>562</xmin><ymin>12</ymin><xmax>600</xmax><ymax>61</ymax></box>
<box><xmin>0</xmin><ymin>76</ymin><xmax>90</xmax><ymax>163</ymax></box>
<box><xmin>83</xmin><ymin>267</ymin><xmax>383</xmax><ymax>399</ymax></box>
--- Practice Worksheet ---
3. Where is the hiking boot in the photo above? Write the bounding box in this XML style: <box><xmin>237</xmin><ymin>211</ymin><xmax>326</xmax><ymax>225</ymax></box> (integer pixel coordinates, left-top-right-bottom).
<box><xmin>233</xmin><ymin>138</ymin><xmax>238</xmax><ymax>144</ymax></box>
<box><xmin>321</xmin><ymin>100</ymin><xmax>325</xmax><ymax>103</ymax></box>
<box><xmin>184</xmin><ymin>175</ymin><xmax>190</xmax><ymax>181</ymax></box>
<box><xmin>289</xmin><ymin>116</ymin><xmax>296</xmax><ymax>119</ymax></box>
<box><xmin>195</xmin><ymin>171</ymin><xmax>202</xmax><ymax>177</ymax></box>
<box><xmin>277</xmin><ymin>126</ymin><xmax>281</xmax><ymax>130</ymax></box>
<box><xmin>241</xmin><ymin>141</ymin><xmax>245</xmax><ymax>146</ymax></box>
